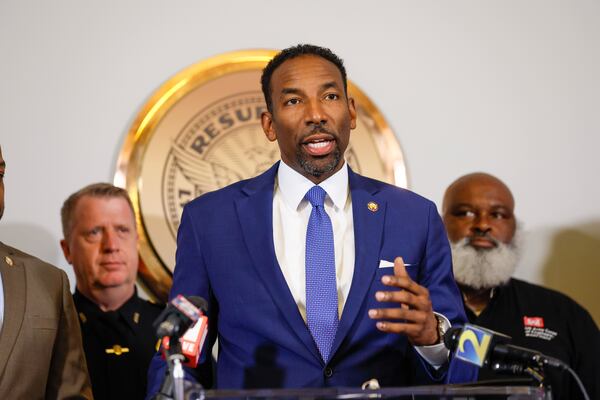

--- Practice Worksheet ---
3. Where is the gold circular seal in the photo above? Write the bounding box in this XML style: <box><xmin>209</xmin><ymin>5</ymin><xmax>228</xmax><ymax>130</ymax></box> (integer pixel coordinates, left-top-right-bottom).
<box><xmin>115</xmin><ymin>49</ymin><xmax>407</xmax><ymax>301</ymax></box>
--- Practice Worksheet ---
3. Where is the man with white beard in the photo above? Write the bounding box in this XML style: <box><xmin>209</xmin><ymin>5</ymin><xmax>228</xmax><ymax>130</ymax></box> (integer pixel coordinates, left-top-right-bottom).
<box><xmin>442</xmin><ymin>172</ymin><xmax>599</xmax><ymax>400</ymax></box>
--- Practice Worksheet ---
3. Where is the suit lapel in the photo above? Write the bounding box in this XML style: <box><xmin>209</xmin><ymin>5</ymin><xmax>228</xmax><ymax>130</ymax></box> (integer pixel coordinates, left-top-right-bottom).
<box><xmin>234</xmin><ymin>163</ymin><xmax>322</xmax><ymax>363</ymax></box>
<box><xmin>0</xmin><ymin>243</ymin><xmax>27</xmax><ymax>378</ymax></box>
<box><xmin>331</xmin><ymin>170</ymin><xmax>386</xmax><ymax>358</ymax></box>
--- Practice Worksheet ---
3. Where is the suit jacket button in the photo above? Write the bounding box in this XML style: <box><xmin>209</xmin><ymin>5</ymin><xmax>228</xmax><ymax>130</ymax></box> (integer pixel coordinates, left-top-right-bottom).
<box><xmin>324</xmin><ymin>367</ymin><xmax>333</xmax><ymax>378</ymax></box>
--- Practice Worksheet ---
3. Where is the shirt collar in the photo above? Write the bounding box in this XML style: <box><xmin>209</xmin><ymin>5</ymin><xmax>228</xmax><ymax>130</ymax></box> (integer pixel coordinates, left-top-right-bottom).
<box><xmin>73</xmin><ymin>288</ymin><xmax>141</xmax><ymax>327</ymax></box>
<box><xmin>276</xmin><ymin>160</ymin><xmax>349</xmax><ymax>211</ymax></box>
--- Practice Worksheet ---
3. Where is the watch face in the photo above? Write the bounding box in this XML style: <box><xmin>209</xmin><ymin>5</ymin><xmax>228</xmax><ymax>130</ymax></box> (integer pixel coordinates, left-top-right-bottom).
<box><xmin>115</xmin><ymin>49</ymin><xmax>408</xmax><ymax>301</ymax></box>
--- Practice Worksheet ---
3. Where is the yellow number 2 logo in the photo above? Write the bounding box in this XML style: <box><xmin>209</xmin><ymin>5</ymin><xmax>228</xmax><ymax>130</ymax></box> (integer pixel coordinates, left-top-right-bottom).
<box><xmin>458</xmin><ymin>329</ymin><xmax>491</xmax><ymax>364</ymax></box>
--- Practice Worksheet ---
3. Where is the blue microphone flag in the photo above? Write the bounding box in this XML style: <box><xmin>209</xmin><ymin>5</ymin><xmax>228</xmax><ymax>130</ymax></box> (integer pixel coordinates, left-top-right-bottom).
<box><xmin>455</xmin><ymin>323</ymin><xmax>510</xmax><ymax>367</ymax></box>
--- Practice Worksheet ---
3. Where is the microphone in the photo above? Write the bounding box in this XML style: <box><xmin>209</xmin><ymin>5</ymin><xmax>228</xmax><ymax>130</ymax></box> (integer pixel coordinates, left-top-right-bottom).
<box><xmin>161</xmin><ymin>311</ymin><xmax>209</xmax><ymax>368</ymax></box>
<box><xmin>444</xmin><ymin>324</ymin><xmax>566</xmax><ymax>371</ymax></box>
<box><xmin>154</xmin><ymin>294</ymin><xmax>209</xmax><ymax>367</ymax></box>
<box><xmin>154</xmin><ymin>295</ymin><xmax>208</xmax><ymax>340</ymax></box>
<box><xmin>492</xmin><ymin>343</ymin><xmax>564</xmax><ymax>370</ymax></box>
<box><xmin>153</xmin><ymin>295</ymin><xmax>209</xmax><ymax>400</ymax></box>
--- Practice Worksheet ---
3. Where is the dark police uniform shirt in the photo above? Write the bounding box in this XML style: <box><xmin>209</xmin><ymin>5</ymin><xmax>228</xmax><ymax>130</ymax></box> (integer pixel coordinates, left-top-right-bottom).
<box><xmin>73</xmin><ymin>289</ymin><xmax>164</xmax><ymax>400</ymax></box>
<box><xmin>466</xmin><ymin>278</ymin><xmax>599</xmax><ymax>400</ymax></box>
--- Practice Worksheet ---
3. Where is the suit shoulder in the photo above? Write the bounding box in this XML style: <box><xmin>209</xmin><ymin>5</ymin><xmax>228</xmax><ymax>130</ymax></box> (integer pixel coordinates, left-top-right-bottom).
<box><xmin>355</xmin><ymin>174</ymin><xmax>436</xmax><ymax>208</ymax></box>
<box><xmin>185</xmin><ymin>178</ymin><xmax>249</xmax><ymax>210</ymax></box>
<box><xmin>184</xmin><ymin>164</ymin><xmax>277</xmax><ymax>212</ymax></box>
<box><xmin>0</xmin><ymin>242</ymin><xmax>64</xmax><ymax>279</ymax></box>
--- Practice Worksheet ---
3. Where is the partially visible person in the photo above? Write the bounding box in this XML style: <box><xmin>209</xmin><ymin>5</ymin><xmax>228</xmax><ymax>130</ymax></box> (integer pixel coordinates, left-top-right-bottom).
<box><xmin>0</xmin><ymin>145</ymin><xmax>92</xmax><ymax>399</ymax></box>
<box><xmin>61</xmin><ymin>183</ymin><xmax>163</xmax><ymax>400</ymax></box>
<box><xmin>442</xmin><ymin>172</ymin><xmax>599</xmax><ymax>400</ymax></box>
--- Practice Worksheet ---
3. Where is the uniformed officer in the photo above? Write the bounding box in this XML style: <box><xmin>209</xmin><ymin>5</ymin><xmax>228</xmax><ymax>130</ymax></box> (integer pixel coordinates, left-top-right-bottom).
<box><xmin>60</xmin><ymin>183</ymin><xmax>163</xmax><ymax>400</ymax></box>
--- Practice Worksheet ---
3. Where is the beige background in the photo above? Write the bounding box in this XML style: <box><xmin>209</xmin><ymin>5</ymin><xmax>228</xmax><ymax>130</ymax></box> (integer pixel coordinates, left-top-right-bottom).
<box><xmin>0</xmin><ymin>0</ymin><xmax>598</xmax><ymax>324</ymax></box>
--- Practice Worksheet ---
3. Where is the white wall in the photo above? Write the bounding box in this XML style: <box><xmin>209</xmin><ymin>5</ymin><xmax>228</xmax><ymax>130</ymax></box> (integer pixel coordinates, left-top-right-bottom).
<box><xmin>1</xmin><ymin>0</ymin><xmax>599</xmax><ymax>323</ymax></box>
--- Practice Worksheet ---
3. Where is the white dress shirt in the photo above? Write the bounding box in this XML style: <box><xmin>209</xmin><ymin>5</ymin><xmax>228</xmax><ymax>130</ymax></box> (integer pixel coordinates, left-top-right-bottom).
<box><xmin>273</xmin><ymin>160</ymin><xmax>354</xmax><ymax>321</ymax></box>
<box><xmin>272</xmin><ymin>160</ymin><xmax>449</xmax><ymax>367</ymax></box>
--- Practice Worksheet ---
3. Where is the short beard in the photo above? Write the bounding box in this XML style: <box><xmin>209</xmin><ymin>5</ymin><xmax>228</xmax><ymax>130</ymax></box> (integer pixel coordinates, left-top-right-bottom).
<box><xmin>450</xmin><ymin>229</ymin><xmax>522</xmax><ymax>290</ymax></box>
<box><xmin>295</xmin><ymin>122</ymin><xmax>343</xmax><ymax>178</ymax></box>
<box><xmin>297</xmin><ymin>147</ymin><xmax>341</xmax><ymax>178</ymax></box>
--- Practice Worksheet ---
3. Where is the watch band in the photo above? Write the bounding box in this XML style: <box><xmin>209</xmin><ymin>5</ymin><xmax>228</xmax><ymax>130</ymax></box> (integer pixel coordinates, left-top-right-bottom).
<box><xmin>435</xmin><ymin>314</ymin><xmax>448</xmax><ymax>344</ymax></box>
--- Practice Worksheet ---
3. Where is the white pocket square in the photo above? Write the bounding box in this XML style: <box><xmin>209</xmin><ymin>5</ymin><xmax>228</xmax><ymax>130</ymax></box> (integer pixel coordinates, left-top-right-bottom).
<box><xmin>378</xmin><ymin>259</ymin><xmax>413</xmax><ymax>268</ymax></box>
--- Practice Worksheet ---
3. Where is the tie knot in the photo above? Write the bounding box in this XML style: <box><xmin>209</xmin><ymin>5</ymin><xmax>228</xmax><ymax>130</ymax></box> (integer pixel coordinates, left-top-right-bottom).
<box><xmin>305</xmin><ymin>186</ymin><xmax>327</xmax><ymax>207</ymax></box>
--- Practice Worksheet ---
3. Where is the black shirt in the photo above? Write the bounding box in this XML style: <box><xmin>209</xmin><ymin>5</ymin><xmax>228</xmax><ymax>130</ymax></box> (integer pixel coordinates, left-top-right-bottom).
<box><xmin>73</xmin><ymin>289</ymin><xmax>164</xmax><ymax>400</ymax></box>
<box><xmin>466</xmin><ymin>278</ymin><xmax>599</xmax><ymax>400</ymax></box>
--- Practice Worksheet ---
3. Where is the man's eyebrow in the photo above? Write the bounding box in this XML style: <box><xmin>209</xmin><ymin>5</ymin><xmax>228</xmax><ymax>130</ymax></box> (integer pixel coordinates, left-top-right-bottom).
<box><xmin>320</xmin><ymin>81</ymin><xmax>339</xmax><ymax>91</ymax></box>
<box><xmin>281</xmin><ymin>87</ymin><xmax>301</xmax><ymax>95</ymax></box>
<box><xmin>451</xmin><ymin>202</ymin><xmax>473</xmax><ymax>208</ymax></box>
<box><xmin>279</xmin><ymin>81</ymin><xmax>340</xmax><ymax>96</ymax></box>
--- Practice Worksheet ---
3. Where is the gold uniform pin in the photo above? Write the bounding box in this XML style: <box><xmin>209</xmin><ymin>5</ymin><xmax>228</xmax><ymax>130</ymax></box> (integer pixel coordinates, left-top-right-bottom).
<box><xmin>133</xmin><ymin>312</ymin><xmax>140</xmax><ymax>324</ymax></box>
<box><xmin>367</xmin><ymin>202</ymin><xmax>379</xmax><ymax>212</ymax></box>
<box><xmin>5</xmin><ymin>256</ymin><xmax>14</xmax><ymax>267</ymax></box>
<box><xmin>105</xmin><ymin>345</ymin><xmax>129</xmax><ymax>356</ymax></box>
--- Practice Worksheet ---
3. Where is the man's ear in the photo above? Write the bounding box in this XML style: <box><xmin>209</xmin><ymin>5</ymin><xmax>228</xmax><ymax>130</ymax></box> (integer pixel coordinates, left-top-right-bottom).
<box><xmin>60</xmin><ymin>239</ymin><xmax>72</xmax><ymax>264</ymax></box>
<box><xmin>348</xmin><ymin>97</ymin><xmax>357</xmax><ymax>130</ymax></box>
<box><xmin>261</xmin><ymin>111</ymin><xmax>277</xmax><ymax>142</ymax></box>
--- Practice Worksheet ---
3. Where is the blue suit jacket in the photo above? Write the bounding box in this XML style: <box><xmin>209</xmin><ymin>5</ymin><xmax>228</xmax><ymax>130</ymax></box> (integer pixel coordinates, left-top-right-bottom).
<box><xmin>148</xmin><ymin>163</ymin><xmax>476</xmax><ymax>393</ymax></box>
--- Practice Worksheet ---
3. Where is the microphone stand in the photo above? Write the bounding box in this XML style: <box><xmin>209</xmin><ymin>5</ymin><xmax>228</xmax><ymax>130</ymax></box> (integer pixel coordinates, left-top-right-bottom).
<box><xmin>169</xmin><ymin>352</ymin><xmax>186</xmax><ymax>400</ymax></box>
<box><xmin>155</xmin><ymin>341</ymin><xmax>185</xmax><ymax>400</ymax></box>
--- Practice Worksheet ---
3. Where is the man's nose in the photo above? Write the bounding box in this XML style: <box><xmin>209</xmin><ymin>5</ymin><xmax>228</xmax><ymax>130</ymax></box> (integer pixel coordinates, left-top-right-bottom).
<box><xmin>472</xmin><ymin>214</ymin><xmax>492</xmax><ymax>235</ymax></box>
<box><xmin>305</xmin><ymin>99</ymin><xmax>328</xmax><ymax>126</ymax></box>
<box><xmin>102</xmin><ymin>229</ymin><xmax>119</xmax><ymax>252</ymax></box>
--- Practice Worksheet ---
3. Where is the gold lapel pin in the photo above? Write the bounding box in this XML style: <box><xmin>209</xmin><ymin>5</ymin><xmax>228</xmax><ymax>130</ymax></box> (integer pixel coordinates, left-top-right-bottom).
<box><xmin>5</xmin><ymin>256</ymin><xmax>14</xmax><ymax>267</ymax></box>
<box><xmin>78</xmin><ymin>312</ymin><xmax>87</xmax><ymax>324</ymax></box>
<box><xmin>367</xmin><ymin>201</ymin><xmax>379</xmax><ymax>212</ymax></box>
<box><xmin>105</xmin><ymin>344</ymin><xmax>130</xmax><ymax>356</ymax></box>
<box><xmin>133</xmin><ymin>312</ymin><xmax>140</xmax><ymax>324</ymax></box>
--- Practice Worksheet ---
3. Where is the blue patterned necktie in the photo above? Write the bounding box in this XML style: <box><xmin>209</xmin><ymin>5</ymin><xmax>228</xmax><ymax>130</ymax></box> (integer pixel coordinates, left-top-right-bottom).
<box><xmin>305</xmin><ymin>185</ymin><xmax>338</xmax><ymax>363</ymax></box>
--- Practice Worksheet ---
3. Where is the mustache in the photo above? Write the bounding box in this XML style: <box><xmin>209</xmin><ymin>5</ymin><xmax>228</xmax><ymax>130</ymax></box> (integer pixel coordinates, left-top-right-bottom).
<box><xmin>300</xmin><ymin>123</ymin><xmax>336</xmax><ymax>140</ymax></box>
<box><xmin>466</xmin><ymin>231</ymin><xmax>500</xmax><ymax>247</ymax></box>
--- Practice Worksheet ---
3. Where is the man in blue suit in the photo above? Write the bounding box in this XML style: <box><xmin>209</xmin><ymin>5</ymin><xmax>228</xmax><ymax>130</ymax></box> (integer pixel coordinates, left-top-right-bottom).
<box><xmin>148</xmin><ymin>44</ymin><xmax>475</xmax><ymax>394</ymax></box>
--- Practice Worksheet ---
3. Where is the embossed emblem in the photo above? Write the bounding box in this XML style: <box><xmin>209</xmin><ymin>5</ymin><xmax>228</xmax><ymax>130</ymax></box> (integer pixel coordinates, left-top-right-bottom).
<box><xmin>367</xmin><ymin>202</ymin><xmax>379</xmax><ymax>212</ymax></box>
